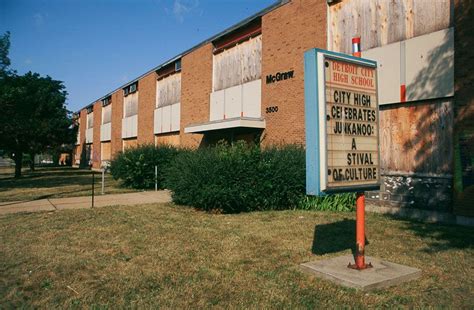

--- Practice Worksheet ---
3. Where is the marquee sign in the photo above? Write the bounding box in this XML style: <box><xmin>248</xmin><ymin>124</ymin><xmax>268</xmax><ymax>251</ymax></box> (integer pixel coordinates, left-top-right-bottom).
<box><xmin>304</xmin><ymin>48</ymin><xmax>380</xmax><ymax>195</ymax></box>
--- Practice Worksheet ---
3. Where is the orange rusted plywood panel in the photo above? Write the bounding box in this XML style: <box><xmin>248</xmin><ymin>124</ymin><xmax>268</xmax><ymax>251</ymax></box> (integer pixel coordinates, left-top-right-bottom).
<box><xmin>379</xmin><ymin>100</ymin><xmax>453</xmax><ymax>175</ymax></box>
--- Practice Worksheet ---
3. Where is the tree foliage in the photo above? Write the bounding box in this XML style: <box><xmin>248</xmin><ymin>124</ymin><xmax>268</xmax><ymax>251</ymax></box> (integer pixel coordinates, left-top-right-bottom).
<box><xmin>0</xmin><ymin>72</ymin><xmax>75</xmax><ymax>177</ymax></box>
<box><xmin>0</xmin><ymin>31</ymin><xmax>11</xmax><ymax>74</ymax></box>
<box><xmin>0</xmin><ymin>31</ymin><xmax>76</xmax><ymax>177</ymax></box>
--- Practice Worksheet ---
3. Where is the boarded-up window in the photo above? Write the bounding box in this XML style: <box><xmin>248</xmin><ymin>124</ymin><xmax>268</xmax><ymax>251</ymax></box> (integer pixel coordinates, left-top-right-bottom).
<box><xmin>87</xmin><ymin>112</ymin><xmax>94</xmax><ymax>129</ymax></box>
<box><xmin>102</xmin><ymin>104</ymin><xmax>112</xmax><ymax>124</ymax></box>
<box><xmin>123</xmin><ymin>138</ymin><xmax>137</xmax><ymax>150</ymax></box>
<box><xmin>74</xmin><ymin>146</ymin><xmax>81</xmax><ymax>164</ymax></box>
<box><xmin>101</xmin><ymin>142</ymin><xmax>111</xmax><ymax>161</ymax></box>
<box><xmin>76</xmin><ymin>118</ymin><xmax>81</xmax><ymax>144</ymax></box>
<box><xmin>213</xmin><ymin>35</ymin><xmax>262</xmax><ymax>91</ymax></box>
<box><xmin>157</xmin><ymin>73</ymin><xmax>181</xmax><ymax>108</ymax></box>
<box><xmin>86</xmin><ymin>144</ymin><xmax>93</xmax><ymax>163</ymax></box>
<box><xmin>124</xmin><ymin>92</ymin><xmax>138</xmax><ymax>118</ymax></box>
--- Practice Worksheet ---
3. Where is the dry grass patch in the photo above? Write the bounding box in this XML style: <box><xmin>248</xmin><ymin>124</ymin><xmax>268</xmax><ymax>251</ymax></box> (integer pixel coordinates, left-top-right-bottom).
<box><xmin>0</xmin><ymin>204</ymin><xmax>473</xmax><ymax>308</ymax></box>
<box><xmin>0</xmin><ymin>167</ymin><xmax>135</xmax><ymax>202</ymax></box>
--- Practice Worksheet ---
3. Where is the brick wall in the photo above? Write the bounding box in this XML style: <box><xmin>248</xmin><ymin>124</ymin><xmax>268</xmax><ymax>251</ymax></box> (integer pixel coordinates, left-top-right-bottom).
<box><xmin>155</xmin><ymin>132</ymin><xmax>180</xmax><ymax>146</ymax></box>
<box><xmin>260</xmin><ymin>0</ymin><xmax>326</xmax><ymax>146</ymax></box>
<box><xmin>138</xmin><ymin>72</ymin><xmax>157</xmax><ymax>145</ymax></box>
<box><xmin>180</xmin><ymin>43</ymin><xmax>213</xmax><ymax>148</ymax></box>
<box><xmin>111</xmin><ymin>90</ymin><xmax>124</xmax><ymax>156</ymax></box>
<box><xmin>92</xmin><ymin>101</ymin><xmax>102</xmax><ymax>169</ymax></box>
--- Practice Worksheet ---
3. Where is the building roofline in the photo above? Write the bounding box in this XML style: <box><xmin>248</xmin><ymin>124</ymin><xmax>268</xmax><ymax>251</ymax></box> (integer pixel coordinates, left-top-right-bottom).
<box><xmin>76</xmin><ymin>0</ymin><xmax>289</xmax><ymax>113</ymax></box>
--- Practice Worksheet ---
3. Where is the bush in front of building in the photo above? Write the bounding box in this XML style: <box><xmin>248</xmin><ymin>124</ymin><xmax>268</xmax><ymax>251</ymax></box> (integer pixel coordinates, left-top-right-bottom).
<box><xmin>110</xmin><ymin>144</ymin><xmax>181</xmax><ymax>189</ymax></box>
<box><xmin>164</xmin><ymin>141</ymin><xmax>306</xmax><ymax>213</ymax></box>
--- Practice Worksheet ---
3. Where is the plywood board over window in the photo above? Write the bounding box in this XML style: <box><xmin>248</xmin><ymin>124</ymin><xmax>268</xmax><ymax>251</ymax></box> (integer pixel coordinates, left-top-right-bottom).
<box><xmin>75</xmin><ymin>118</ymin><xmax>81</xmax><ymax>145</ymax></box>
<box><xmin>123</xmin><ymin>138</ymin><xmax>137</xmax><ymax>151</ymax></box>
<box><xmin>124</xmin><ymin>92</ymin><xmax>138</xmax><ymax>117</ymax></box>
<box><xmin>327</xmin><ymin>0</ymin><xmax>452</xmax><ymax>54</ymax></box>
<box><xmin>155</xmin><ymin>73</ymin><xmax>181</xmax><ymax>134</ymax></box>
<box><xmin>86</xmin><ymin>144</ymin><xmax>93</xmax><ymax>163</ymax></box>
<box><xmin>157</xmin><ymin>73</ymin><xmax>181</xmax><ymax>108</ymax></box>
<box><xmin>87</xmin><ymin>112</ymin><xmax>94</xmax><ymax>129</ymax></box>
<box><xmin>101</xmin><ymin>142</ymin><xmax>111</xmax><ymax>162</ymax></box>
<box><xmin>102</xmin><ymin>104</ymin><xmax>112</xmax><ymax>124</ymax></box>
<box><xmin>213</xmin><ymin>35</ymin><xmax>262</xmax><ymax>91</ymax></box>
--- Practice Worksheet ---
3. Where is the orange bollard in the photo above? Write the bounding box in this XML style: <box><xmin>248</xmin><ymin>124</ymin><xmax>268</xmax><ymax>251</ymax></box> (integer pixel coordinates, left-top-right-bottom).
<box><xmin>348</xmin><ymin>192</ymin><xmax>372</xmax><ymax>270</ymax></box>
<box><xmin>355</xmin><ymin>192</ymin><xmax>366</xmax><ymax>268</ymax></box>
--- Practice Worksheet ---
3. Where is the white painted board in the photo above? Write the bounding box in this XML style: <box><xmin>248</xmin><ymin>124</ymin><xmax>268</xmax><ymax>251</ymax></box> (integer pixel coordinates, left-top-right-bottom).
<box><xmin>224</xmin><ymin>84</ymin><xmax>242</xmax><ymax>119</ymax></box>
<box><xmin>171</xmin><ymin>102</ymin><xmax>180</xmax><ymax>132</ymax></box>
<box><xmin>210</xmin><ymin>89</ymin><xmax>225</xmax><ymax>121</ymax></box>
<box><xmin>242</xmin><ymin>79</ymin><xmax>261</xmax><ymax>118</ymax></box>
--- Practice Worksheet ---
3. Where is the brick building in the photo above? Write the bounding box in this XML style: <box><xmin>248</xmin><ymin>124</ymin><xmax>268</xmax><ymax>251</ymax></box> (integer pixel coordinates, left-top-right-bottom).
<box><xmin>73</xmin><ymin>0</ymin><xmax>473</xmax><ymax>219</ymax></box>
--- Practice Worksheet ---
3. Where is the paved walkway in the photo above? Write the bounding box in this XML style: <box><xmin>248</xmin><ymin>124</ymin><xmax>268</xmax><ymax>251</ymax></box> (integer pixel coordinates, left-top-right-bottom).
<box><xmin>0</xmin><ymin>191</ymin><xmax>172</xmax><ymax>215</ymax></box>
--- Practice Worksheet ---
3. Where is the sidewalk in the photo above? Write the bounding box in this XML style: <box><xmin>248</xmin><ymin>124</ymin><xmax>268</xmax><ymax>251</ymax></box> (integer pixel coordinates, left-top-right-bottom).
<box><xmin>0</xmin><ymin>191</ymin><xmax>172</xmax><ymax>215</ymax></box>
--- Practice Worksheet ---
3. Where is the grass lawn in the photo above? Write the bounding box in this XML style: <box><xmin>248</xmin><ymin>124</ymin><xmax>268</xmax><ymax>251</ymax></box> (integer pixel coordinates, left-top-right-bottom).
<box><xmin>0</xmin><ymin>203</ymin><xmax>472</xmax><ymax>308</ymax></box>
<box><xmin>0</xmin><ymin>167</ymin><xmax>136</xmax><ymax>202</ymax></box>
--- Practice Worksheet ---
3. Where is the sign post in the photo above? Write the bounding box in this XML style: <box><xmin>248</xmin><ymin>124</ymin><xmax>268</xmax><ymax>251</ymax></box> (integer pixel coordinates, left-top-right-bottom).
<box><xmin>351</xmin><ymin>37</ymin><xmax>370</xmax><ymax>270</ymax></box>
<box><xmin>304</xmin><ymin>47</ymin><xmax>380</xmax><ymax>270</ymax></box>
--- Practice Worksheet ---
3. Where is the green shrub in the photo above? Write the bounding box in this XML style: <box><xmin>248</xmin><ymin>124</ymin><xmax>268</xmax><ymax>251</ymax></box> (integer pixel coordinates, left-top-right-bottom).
<box><xmin>297</xmin><ymin>193</ymin><xmax>356</xmax><ymax>212</ymax></box>
<box><xmin>110</xmin><ymin>144</ymin><xmax>180</xmax><ymax>189</ymax></box>
<box><xmin>164</xmin><ymin>141</ymin><xmax>306</xmax><ymax>213</ymax></box>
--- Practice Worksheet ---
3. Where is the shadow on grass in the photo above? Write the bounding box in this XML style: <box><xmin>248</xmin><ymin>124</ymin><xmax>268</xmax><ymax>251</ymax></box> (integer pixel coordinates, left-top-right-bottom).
<box><xmin>0</xmin><ymin>167</ymin><xmax>119</xmax><ymax>204</ymax></box>
<box><xmin>311</xmin><ymin>219</ymin><xmax>369</xmax><ymax>256</ymax></box>
<box><xmin>0</xmin><ymin>189</ymin><xmax>94</xmax><ymax>206</ymax></box>
<box><xmin>0</xmin><ymin>167</ymin><xmax>91</xmax><ymax>181</ymax></box>
<box><xmin>387</xmin><ymin>215</ymin><xmax>474</xmax><ymax>253</ymax></box>
<box><xmin>0</xmin><ymin>167</ymin><xmax>96</xmax><ymax>191</ymax></box>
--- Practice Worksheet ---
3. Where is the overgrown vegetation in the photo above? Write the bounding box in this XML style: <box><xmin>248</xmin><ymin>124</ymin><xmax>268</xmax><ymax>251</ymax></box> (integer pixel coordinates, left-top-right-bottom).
<box><xmin>164</xmin><ymin>142</ymin><xmax>305</xmax><ymax>213</ymax></box>
<box><xmin>110</xmin><ymin>142</ymin><xmax>357</xmax><ymax>213</ymax></box>
<box><xmin>110</xmin><ymin>144</ymin><xmax>180</xmax><ymax>189</ymax></box>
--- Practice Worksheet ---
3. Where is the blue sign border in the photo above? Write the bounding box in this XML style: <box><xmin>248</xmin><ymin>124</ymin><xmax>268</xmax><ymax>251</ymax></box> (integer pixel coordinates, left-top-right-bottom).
<box><xmin>304</xmin><ymin>48</ymin><xmax>379</xmax><ymax>196</ymax></box>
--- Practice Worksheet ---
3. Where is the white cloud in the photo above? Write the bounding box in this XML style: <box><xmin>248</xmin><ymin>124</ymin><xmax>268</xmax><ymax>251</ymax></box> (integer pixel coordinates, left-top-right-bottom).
<box><xmin>172</xmin><ymin>0</ymin><xmax>199</xmax><ymax>23</ymax></box>
<box><xmin>33</xmin><ymin>13</ymin><xmax>45</xmax><ymax>27</ymax></box>
<box><xmin>24</xmin><ymin>58</ymin><xmax>32</xmax><ymax>65</ymax></box>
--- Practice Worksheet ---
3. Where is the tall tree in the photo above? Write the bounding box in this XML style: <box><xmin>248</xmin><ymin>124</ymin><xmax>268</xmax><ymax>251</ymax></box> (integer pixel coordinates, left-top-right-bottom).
<box><xmin>0</xmin><ymin>31</ymin><xmax>11</xmax><ymax>75</ymax></box>
<box><xmin>0</xmin><ymin>72</ymin><xmax>76</xmax><ymax>177</ymax></box>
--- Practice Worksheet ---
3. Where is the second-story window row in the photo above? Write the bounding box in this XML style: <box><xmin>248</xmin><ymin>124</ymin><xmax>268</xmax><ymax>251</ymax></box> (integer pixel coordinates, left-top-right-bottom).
<box><xmin>213</xmin><ymin>35</ymin><xmax>262</xmax><ymax>92</ymax></box>
<box><xmin>124</xmin><ymin>82</ymin><xmax>138</xmax><ymax>97</ymax></box>
<box><xmin>102</xmin><ymin>96</ymin><xmax>111</xmax><ymax>107</ymax></box>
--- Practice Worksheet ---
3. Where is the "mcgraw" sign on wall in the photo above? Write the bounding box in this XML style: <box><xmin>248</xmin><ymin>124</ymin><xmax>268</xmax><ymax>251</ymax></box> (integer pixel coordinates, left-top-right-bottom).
<box><xmin>304</xmin><ymin>48</ymin><xmax>380</xmax><ymax>195</ymax></box>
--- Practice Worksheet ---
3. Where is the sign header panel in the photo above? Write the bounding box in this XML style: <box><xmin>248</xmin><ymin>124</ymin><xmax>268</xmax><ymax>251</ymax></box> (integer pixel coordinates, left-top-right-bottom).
<box><xmin>305</xmin><ymin>49</ymin><xmax>380</xmax><ymax>195</ymax></box>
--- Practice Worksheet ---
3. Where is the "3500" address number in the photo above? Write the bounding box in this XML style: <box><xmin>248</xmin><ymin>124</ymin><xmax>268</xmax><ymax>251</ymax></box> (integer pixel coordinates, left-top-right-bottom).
<box><xmin>266</xmin><ymin>106</ymin><xmax>279</xmax><ymax>113</ymax></box>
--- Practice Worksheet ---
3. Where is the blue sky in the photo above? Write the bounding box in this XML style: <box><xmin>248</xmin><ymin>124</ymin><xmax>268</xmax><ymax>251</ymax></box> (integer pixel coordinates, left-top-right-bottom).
<box><xmin>0</xmin><ymin>0</ymin><xmax>275</xmax><ymax>112</ymax></box>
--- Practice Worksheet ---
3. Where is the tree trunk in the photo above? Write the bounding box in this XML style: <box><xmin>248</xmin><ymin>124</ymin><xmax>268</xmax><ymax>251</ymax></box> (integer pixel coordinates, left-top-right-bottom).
<box><xmin>14</xmin><ymin>152</ymin><xmax>23</xmax><ymax>178</ymax></box>
<box><xmin>29</xmin><ymin>153</ymin><xmax>35</xmax><ymax>171</ymax></box>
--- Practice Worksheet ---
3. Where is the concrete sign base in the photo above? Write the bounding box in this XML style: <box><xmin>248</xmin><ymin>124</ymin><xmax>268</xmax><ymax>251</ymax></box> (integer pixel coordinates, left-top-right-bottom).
<box><xmin>300</xmin><ymin>255</ymin><xmax>421</xmax><ymax>291</ymax></box>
